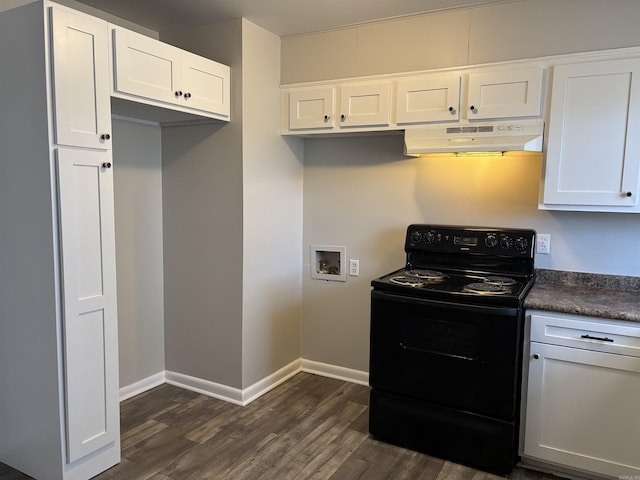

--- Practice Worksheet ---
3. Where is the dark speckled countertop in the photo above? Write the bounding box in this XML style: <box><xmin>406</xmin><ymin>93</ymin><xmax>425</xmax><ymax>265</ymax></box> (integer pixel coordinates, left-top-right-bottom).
<box><xmin>524</xmin><ymin>269</ymin><xmax>640</xmax><ymax>323</ymax></box>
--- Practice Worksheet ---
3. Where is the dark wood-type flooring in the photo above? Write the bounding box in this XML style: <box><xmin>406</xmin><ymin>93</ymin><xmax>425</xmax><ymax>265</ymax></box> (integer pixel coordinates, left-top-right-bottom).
<box><xmin>1</xmin><ymin>373</ymin><xmax>565</xmax><ymax>480</ymax></box>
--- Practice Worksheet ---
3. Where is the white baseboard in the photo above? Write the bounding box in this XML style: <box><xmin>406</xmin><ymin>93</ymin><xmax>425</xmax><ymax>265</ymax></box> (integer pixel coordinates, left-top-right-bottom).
<box><xmin>164</xmin><ymin>370</ymin><xmax>245</xmax><ymax>405</ymax></box>
<box><xmin>119</xmin><ymin>371</ymin><xmax>165</xmax><ymax>401</ymax></box>
<box><xmin>300</xmin><ymin>359</ymin><xmax>369</xmax><ymax>386</ymax></box>
<box><xmin>119</xmin><ymin>358</ymin><xmax>369</xmax><ymax>405</ymax></box>
<box><xmin>242</xmin><ymin>358</ymin><xmax>302</xmax><ymax>405</ymax></box>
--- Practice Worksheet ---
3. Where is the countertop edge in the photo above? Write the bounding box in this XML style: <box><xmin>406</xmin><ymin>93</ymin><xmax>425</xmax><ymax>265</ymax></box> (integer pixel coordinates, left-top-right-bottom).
<box><xmin>525</xmin><ymin>269</ymin><xmax>640</xmax><ymax>323</ymax></box>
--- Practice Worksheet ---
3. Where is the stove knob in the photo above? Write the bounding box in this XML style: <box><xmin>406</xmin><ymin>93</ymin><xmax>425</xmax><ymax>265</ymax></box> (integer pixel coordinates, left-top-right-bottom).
<box><xmin>500</xmin><ymin>235</ymin><xmax>513</xmax><ymax>249</ymax></box>
<box><xmin>515</xmin><ymin>237</ymin><xmax>529</xmax><ymax>253</ymax></box>
<box><xmin>425</xmin><ymin>231</ymin><xmax>436</xmax><ymax>244</ymax></box>
<box><xmin>485</xmin><ymin>234</ymin><xmax>498</xmax><ymax>248</ymax></box>
<box><xmin>409</xmin><ymin>231</ymin><xmax>423</xmax><ymax>245</ymax></box>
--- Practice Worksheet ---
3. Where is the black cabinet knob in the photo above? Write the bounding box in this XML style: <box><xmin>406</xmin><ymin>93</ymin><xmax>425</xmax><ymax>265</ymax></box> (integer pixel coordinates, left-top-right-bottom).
<box><xmin>470</xmin><ymin>105</ymin><xmax>477</xmax><ymax>113</ymax></box>
<box><xmin>340</xmin><ymin>114</ymin><xmax>346</xmax><ymax>121</ymax></box>
<box><xmin>100</xmin><ymin>133</ymin><xmax>111</xmax><ymax>140</ymax></box>
<box><xmin>533</xmin><ymin>354</ymin><xmax>540</xmax><ymax>360</ymax></box>
<box><xmin>101</xmin><ymin>162</ymin><xmax>112</xmax><ymax>169</ymax></box>
<box><xmin>184</xmin><ymin>92</ymin><xmax>192</xmax><ymax>99</ymax></box>
<box><xmin>449</xmin><ymin>106</ymin><xmax>454</xmax><ymax>112</ymax></box>
<box><xmin>626</xmin><ymin>191</ymin><xmax>633</xmax><ymax>197</ymax></box>
<box><xmin>323</xmin><ymin>115</ymin><xmax>330</xmax><ymax>122</ymax></box>
<box><xmin>175</xmin><ymin>90</ymin><xmax>183</xmax><ymax>97</ymax></box>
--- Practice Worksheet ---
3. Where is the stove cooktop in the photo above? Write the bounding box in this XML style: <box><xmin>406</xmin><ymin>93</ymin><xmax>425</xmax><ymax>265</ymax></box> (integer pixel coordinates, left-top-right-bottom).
<box><xmin>371</xmin><ymin>267</ymin><xmax>534</xmax><ymax>307</ymax></box>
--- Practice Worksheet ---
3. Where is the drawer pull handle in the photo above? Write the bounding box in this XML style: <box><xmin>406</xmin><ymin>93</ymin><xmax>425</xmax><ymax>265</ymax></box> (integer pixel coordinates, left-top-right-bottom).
<box><xmin>581</xmin><ymin>334</ymin><xmax>614</xmax><ymax>342</ymax></box>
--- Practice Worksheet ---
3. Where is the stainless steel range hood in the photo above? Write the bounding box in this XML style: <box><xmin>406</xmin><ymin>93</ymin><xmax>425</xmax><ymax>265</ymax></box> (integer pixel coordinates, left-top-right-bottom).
<box><xmin>404</xmin><ymin>120</ymin><xmax>544</xmax><ymax>155</ymax></box>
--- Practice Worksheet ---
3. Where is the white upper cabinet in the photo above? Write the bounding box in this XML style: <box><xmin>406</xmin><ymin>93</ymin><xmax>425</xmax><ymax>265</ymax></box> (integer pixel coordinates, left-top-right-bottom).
<box><xmin>288</xmin><ymin>87</ymin><xmax>335</xmax><ymax>130</ymax></box>
<box><xmin>285</xmin><ymin>81</ymin><xmax>390</xmax><ymax>132</ymax></box>
<box><xmin>466</xmin><ymin>67</ymin><xmax>544</xmax><ymax>120</ymax></box>
<box><xmin>396</xmin><ymin>75</ymin><xmax>461</xmax><ymax>124</ymax></box>
<box><xmin>338</xmin><ymin>81</ymin><xmax>391</xmax><ymax>128</ymax></box>
<box><xmin>50</xmin><ymin>7</ymin><xmax>111</xmax><ymax>149</ymax></box>
<box><xmin>282</xmin><ymin>66</ymin><xmax>544</xmax><ymax>134</ymax></box>
<box><xmin>111</xmin><ymin>27</ymin><xmax>230</xmax><ymax>121</ymax></box>
<box><xmin>181</xmin><ymin>51</ymin><xmax>230</xmax><ymax>116</ymax></box>
<box><xmin>541</xmin><ymin>58</ymin><xmax>640</xmax><ymax>212</ymax></box>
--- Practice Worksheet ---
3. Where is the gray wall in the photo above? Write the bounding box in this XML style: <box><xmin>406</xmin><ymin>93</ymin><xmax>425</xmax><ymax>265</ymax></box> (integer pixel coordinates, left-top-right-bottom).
<box><xmin>0</xmin><ymin>0</ymin><xmax>157</xmax><ymax>36</ymax></box>
<box><xmin>112</xmin><ymin>119</ymin><xmax>165</xmax><ymax>387</ymax></box>
<box><xmin>161</xmin><ymin>21</ymin><xmax>245</xmax><ymax>389</ymax></box>
<box><xmin>162</xmin><ymin>19</ymin><xmax>304</xmax><ymax>389</ymax></box>
<box><xmin>239</xmin><ymin>19</ymin><xmax>303</xmax><ymax>388</ymax></box>
<box><xmin>285</xmin><ymin>1</ymin><xmax>640</xmax><ymax>373</ymax></box>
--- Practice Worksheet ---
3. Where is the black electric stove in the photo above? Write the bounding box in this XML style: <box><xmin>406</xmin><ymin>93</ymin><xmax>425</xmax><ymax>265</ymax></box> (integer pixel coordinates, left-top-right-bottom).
<box><xmin>369</xmin><ymin>224</ymin><xmax>536</xmax><ymax>475</ymax></box>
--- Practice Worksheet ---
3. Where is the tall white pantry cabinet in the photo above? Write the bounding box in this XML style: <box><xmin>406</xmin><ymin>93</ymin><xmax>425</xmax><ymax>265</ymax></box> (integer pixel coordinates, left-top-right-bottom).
<box><xmin>0</xmin><ymin>2</ymin><xmax>119</xmax><ymax>479</ymax></box>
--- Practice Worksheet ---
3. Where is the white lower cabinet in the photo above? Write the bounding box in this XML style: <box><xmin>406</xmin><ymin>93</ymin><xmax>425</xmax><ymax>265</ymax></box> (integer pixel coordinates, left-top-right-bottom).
<box><xmin>523</xmin><ymin>312</ymin><xmax>640</xmax><ymax>478</ymax></box>
<box><xmin>57</xmin><ymin>148</ymin><xmax>119</xmax><ymax>464</ymax></box>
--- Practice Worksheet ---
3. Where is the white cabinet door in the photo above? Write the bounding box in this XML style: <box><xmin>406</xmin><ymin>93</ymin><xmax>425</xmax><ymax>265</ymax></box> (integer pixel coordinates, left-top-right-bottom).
<box><xmin>542</xmin><ymin>59</ymin><xmax>640</xmax><ymax>210</ymax></box>
<box><xmin>112</xmin><ymin>27</ymin><xmax>231</xmax><ymax>120</ymax></box>
<box><xmin>181</xmin><ymin>51</ymin><xmax>230</xmax><ymax>118</ymax></box>
<box><xmin>396</xmin><ymin>75</ymin><xmax>461</xmax><ymax>124</ymax></box>
<box><xmin>524</xmin><ymin>342</ymin><xmax>640</xmax><ymax>478</ymax></box>
<box><xmin>50</xmin><ymin>7</ymin><xmax>111</xmax><ymax>149</ymax></box>
<box><xmin>112</xmin><ymin>27</ymin><xmax>182</xmax><ymax>106</ymax></box>
<box><xmin>56</xmin><ymin>148</ymin><xmax>119</xmax><ymax>464</ymax></box>
<box><xmin>288</xmin><ymin>87</ymin><xmax>335</xmax><ymax>130</ymax></box>
<box><xmin>338</xmin><ymin>82</ymin><xmax>391</xmax><ymax>128</ymax></box>
<box><xmin>466</xmin><ymin>67</ymin><xmax>544</xmax><ymax>120</ymax></box>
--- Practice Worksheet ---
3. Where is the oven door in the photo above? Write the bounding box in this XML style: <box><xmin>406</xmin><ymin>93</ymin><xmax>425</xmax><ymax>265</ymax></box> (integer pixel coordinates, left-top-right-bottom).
<box><xmin>370</xmin><ymin>289</ymin><xmax>523</xmax><ymax>421</ymax></box>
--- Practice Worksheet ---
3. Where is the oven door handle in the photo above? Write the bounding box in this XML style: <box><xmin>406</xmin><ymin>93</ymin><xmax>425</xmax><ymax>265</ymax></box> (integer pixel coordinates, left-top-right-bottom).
<box><xmin>371</xmin><ymin>290</ymin><xmax>519</xmax><ymax>317</ymax></box>
<box><xmin>399</xmin><ymin>342</ymin><xmax>477</xmax><ymax>362</ymax></box>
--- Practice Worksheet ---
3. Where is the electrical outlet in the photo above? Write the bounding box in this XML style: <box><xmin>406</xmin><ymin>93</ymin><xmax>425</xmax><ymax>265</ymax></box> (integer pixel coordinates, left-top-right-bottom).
<box><xmin>536</xmin><ymin>234</ymin><xmax>551</xmax><ymax>254</ymax></box>
<box><xmin>349</xmin><ymin>259</ymin><xmax>360</xmax><ymax>276</ymax></box>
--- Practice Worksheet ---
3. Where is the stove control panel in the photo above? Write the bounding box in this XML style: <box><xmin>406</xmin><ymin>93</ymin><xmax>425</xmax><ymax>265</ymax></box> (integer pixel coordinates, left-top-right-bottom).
<box><xmin>405</xmin><ymin>224</ymin><xmax>536</xmax><ymax>258</ymax></box>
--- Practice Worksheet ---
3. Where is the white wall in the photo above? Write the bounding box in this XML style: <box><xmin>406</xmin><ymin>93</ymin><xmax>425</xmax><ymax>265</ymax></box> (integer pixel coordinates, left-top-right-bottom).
<box><xmin>285</xmin><ymin>0</ymin><xmax>640</xmax><ymax>373</ymax></box>
<box><xmin>112</xmin><ymin>119</ymin><xmax>165</xmax><ymax>387</ymax></box>
<box><xmin>281</xmin><ymin>0</ymin><xmax>640</xmax><ymax>84</ymax></box>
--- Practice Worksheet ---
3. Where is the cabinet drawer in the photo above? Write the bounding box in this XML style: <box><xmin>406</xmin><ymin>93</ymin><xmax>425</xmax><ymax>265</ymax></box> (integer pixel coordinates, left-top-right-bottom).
<box><xmin>530</xmin><ymin>312</ymin><xmax>640</xmax><ymax>357</ymax></box>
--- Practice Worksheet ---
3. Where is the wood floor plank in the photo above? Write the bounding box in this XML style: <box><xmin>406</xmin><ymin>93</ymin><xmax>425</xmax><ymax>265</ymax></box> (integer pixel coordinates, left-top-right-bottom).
<box><xmin>120</xmin><ymin>418</ymin><xmax>169</xmax><ymax>451</ymax></box>
<box><xmin>293</xmin><ymin>428</ymin><xmax>368</xmax><ymax>480</ymax></box>
<box><xmin>1</xmin><ymin>373</ymin><xmax>568</xmax><ymax>480</ymax></box>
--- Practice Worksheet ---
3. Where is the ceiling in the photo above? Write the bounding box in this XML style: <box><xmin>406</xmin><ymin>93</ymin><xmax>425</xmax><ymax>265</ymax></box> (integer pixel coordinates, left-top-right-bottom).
<box><xmin>74</xmin><ymin>0</ymin><xmax>506</xmax><ymax>37</ymax></box>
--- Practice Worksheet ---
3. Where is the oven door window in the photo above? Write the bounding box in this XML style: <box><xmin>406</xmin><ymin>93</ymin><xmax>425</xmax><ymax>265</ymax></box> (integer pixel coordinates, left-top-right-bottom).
<box><xmin>370</xmin><ymin>291</ymin><xmax>523</xmax><ymax>421</ymax></box>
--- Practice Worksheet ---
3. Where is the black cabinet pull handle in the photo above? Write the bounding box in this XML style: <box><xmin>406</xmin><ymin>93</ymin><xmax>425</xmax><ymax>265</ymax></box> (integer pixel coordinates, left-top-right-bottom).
<box><xmin>101</xmin><ymin>162</ymin><xmax>112</xmax><ymax>169</ymax></box>
<box><xmin>581</xmin><ymin>334</ymin><xmax>614</xmax><ymax>342</ymax></box>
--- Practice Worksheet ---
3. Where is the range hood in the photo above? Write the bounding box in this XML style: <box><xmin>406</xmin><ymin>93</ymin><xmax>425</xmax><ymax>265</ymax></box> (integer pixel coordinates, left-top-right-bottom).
<box><xmin>404</xmin><ymin>120</ymin><xmax>544</xmax><ymax>155</ymax></box>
